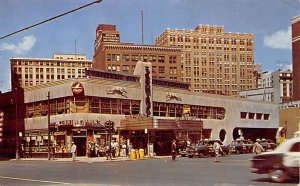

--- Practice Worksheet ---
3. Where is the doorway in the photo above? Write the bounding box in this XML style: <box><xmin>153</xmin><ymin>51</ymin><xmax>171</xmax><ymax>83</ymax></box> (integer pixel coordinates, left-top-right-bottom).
<box><xmin>73</xmin><ymin>137</ymin><xmax>86</xmax><ymax>156</ymax></box>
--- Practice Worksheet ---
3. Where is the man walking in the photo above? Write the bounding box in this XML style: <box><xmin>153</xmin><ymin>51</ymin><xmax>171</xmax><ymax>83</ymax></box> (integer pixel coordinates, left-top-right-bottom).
<box><xmin>71</xmin><ymin>142</ymin><xmax>77</xmax><ymax>162</ymax></box>
<box><xmin>253</xmin><ymin>139</ymin><xmax>264</xmax><ymax>154</ymax></box>
<box><xmin>171</xmin><ymin>140</ymin><xmax>177</xmax><ymax>161</ymax></box>
<box><xmin>213</xmin><ymin>141</ymin><xmax>221</xmax><ymax>162</ymax></box>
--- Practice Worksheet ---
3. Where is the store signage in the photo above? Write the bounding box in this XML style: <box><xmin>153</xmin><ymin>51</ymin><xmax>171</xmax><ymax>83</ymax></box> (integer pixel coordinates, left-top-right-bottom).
<box><xmin>71</xmin><ymin>82</ymin><xmax>84</xmax><ymax>95</ymax></box>
<box><xmin>52</xmin><ymin>120</ymin><xmax>103</xmax><ymax>128</ymax></box>
<box><xmin>125</xmin><ymin>114</ymin><xmax>147</xmax><ymax>120</ymax></box>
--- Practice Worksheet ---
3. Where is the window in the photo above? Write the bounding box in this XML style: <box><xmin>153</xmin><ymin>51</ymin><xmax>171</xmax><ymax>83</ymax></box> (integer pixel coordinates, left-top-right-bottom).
<box><xmin>158</xmin><ymin>66</ymin><xmax>165</xmax><ymax>73</ymax></box>
<box><xmin>107</xmin><ymin>54</ymin><xmax>111</xmax><ymax>61</ymax></box>
<box><xmin>241</xmin><ymin>112</ymin><xmax>247</xmax><ymax>119</ymax></box>
<box><xmin>263</xmin><ymin>114</ymin><xmax>270</xmax><ymax>120</ymax></box>
<box><xmin>158</xmin><ymin>56</ymin><xmax>165</xmax><ymax>63</ymax></box>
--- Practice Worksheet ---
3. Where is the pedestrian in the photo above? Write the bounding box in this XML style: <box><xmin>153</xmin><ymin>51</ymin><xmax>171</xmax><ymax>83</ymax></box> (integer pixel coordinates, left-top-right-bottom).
<box><xmin>50</xmin><ymin>142</ymin><xmax>55</xmax><ymax>160</ymax></box>
<box><xmin>127</xmin><ymin>142</ymin><xmax>133</xmax><ymax>157</ymax></box>
<box><xmin>111</xmin><ymin>140</ymin><xmax>117</xmax><ymax>158</ymax></box>
<box><xmin>253</xmin><ymin>139</ymin><xmax>264</xmax><ymax>154</ymax></box>
<box><xmin>171</xmin><ymin>140</ymin><xmax>177</xmax><ymax>161</ymax></box>
<box><xmin>71</xmin><ymin>142</ymin><xmax>77</xmax><ymax>162</ymax></box>
<box><xmin>213</xmin><ymin>141</ymin><xmax>221</xmax><ymax>162</ymax></box>
<box><xmin>20</xmin><ymin>144</ymin><xmax>25</xmax><ymax>158</ymax></box>
<box><xmin>105</xmin><ymin>143</ymin><xmax>111</xmax><ymax>160</ymax></box>
<box><xmin>121</xmin><ymin>143</ymin><xmax>127</xmax><ymax>157</ymax></box>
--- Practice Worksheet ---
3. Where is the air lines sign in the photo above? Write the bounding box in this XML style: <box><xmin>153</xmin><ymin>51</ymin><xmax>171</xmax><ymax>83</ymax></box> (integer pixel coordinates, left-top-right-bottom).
<box><xmin>71</xmin><ymin>82</ymin><xmax>84</xmax><ymax>96</ymax></box>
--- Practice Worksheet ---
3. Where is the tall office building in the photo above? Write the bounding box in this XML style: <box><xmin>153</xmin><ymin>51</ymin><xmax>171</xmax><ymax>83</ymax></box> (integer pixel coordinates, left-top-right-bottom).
<box><xmin>155</xmin><ymin>25</ymin><xmax>255</xmax><ymax>96</ymax></box>
<box><xmin>11</xmin><ymin>54</ymin><xmax>92</xmax><ymax>89</ymax></box>
<box><xmin>93</xmin><ymin>24</ymin><xmax>182</xmax><ymax>81</ymax></box>
<box><xmin>292</xmin><ymin>16</ymin><xmax>300</xmax><ymax>101</ymax></box>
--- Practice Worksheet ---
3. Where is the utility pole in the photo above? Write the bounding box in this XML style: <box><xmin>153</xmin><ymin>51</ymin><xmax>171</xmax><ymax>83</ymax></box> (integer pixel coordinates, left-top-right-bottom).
<box><xmin>15</xmin><ymin>89</ymin><xmax>20</xmax><ymax>159</ymax></box>
<box><xmin>47</xmin><ymin>91</ymin><xmax>51</xmax><ymax>160</ymax></box>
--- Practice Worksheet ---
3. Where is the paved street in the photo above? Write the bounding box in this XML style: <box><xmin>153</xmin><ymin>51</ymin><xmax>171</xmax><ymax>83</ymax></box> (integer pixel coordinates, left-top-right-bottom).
<box><xmin>0</xmin><ymin>154</ymin><xmax>298</xmax><ymax>186</ymax></box>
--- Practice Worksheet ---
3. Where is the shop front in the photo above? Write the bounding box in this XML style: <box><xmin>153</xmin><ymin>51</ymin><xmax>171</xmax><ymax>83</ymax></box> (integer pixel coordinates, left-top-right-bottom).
<box><xmin>23</xmin><ymin>119</ymin><xmax>107</xmax><ymax>158</ymax></box>
<box><xmin>119</xmin><ymin>116</ymin><xmax>203</xmax><ymax>155</ymax></box>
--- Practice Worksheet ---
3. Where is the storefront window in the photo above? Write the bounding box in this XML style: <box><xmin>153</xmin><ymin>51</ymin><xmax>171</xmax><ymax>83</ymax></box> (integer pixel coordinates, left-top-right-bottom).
<box><xmin>121</xmin><ymin>100</ymin><xmax>130</xmax><ymax>115</ymax></box>
<box><xmin>111</xmin><ymin>99</ymin><xmax>120</xmax><ymax>114</ymax></box>
<box><xmin>90</xmin><ymin>97</ymin><xmax>100</xmax><ymax>113</ymax></box>
<box><xmin>131</xmin><ymin>101</ymin><xmax>140</xmax><ymax>115</ymax></box>
<box><xmin>100</xmin><ymin>98</ymin><xmax>111</xmax><ymax>114</ymax></box>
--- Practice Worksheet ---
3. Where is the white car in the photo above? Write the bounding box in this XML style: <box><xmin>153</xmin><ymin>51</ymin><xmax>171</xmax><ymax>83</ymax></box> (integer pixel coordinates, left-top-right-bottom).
<box><xmin>250</xmin><ymin>137</ymin><xmax>300</xmax><ymax>183</ymax></box>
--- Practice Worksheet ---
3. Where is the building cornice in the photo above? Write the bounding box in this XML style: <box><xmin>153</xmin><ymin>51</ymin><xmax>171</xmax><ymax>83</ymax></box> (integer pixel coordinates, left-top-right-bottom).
<box><xmin>10</xmin><ymin>57</ymin><xmax>92</xmax><ymax>63</ymax></box>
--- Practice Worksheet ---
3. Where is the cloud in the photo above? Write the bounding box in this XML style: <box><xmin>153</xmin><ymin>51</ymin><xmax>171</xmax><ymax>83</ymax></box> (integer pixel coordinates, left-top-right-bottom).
<box><xmin>263</xmin><ymin>27</ymin><xmax>291</xmax><ymax>50</ymax></box>
<box><xmin>0</xmin><ymin>35</ymin><xmax>36</xmax><ymax>54</ymax></box>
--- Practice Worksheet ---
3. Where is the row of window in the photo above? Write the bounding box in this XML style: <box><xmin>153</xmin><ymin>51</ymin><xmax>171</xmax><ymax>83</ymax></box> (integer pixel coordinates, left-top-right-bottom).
<box><xmin>15</xmin><ymin>67</ymin><xmax>86</xmax><ymax>75</ymax></box>
<box><xmin>107</xmin><ymin>65</ymin><xmax>178</xmax><ymax>75</ymax></box>
<box><xmin>25</xmin><ymin>97</ymin><xmax>226</xmax><ymax>120</ymax></box>
<box><xmin>169</xmin><ymin>36</ymin><xmax>252</xmax><ymax>46</ymax></box>
<box><xmin>240</xmin><ymin>112</ymin><xmax>270</xmax><ymax>120</ymax></box>
<box><xmin>107</xmin><ymin>54</ymin><xmax>177</xmax><ymax>63</ymax></box>
<box><xmin>13</xmin><ymin>61</ymin><xmax>91</xmax><ymax>67</ymax></box>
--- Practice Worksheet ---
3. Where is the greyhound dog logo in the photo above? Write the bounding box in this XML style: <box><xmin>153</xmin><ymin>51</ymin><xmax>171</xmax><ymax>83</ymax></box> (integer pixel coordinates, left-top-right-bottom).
<box><xmin>71</xmin><ymin>82</ymin><xmax>84</xmax><ymax>95</ymax></box>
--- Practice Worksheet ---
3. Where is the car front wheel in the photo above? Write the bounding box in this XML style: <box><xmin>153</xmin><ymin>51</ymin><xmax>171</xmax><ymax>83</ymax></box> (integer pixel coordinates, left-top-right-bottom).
<box><xmin>268</xmin><ymin>169</ymin><xmax>288</xmax><ymax>183</ymax></box>
<box><xmin>198</xmin><ymin>152</ymin><xmax>205</xmax><ymax>158</ymax></box>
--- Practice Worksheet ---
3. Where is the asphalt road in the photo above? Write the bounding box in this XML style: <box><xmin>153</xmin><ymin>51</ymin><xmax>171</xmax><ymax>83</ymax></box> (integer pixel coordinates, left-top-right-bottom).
<box><xmin>0</xmin><ymin>154</ymin><xmax>298</xmax><ymax>186</ymax></box>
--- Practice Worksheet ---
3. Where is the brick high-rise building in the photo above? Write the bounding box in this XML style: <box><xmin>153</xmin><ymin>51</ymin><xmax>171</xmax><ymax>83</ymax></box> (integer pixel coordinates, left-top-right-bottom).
<box><xmin>155</xmin><ymin>25</ymin><xmax>255</xmax><ymax>96</ymax></box>
<box><xmin>292</xmin><ymin>16</ymin><xmax>300</xmax><ymax>101</ymax></box>
<box><xmin>93</xmin><ymin>24</ymin><xmax>182</xmax><ymax>81</ymax></box>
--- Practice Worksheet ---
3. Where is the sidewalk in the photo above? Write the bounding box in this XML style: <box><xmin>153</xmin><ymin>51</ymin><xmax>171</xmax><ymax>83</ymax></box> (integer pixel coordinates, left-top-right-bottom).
<box><xmin>14</xmin><ymin>155</ymin><xmax>170</xmax><ymax>163</ymax></box>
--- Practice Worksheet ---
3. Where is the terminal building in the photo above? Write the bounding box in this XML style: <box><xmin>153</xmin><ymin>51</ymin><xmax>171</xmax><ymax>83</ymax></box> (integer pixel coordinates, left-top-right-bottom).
<box><xmin>0</xmin><ymin>61</ymin><xmax>278</xmax><ymax>158</ymax></box>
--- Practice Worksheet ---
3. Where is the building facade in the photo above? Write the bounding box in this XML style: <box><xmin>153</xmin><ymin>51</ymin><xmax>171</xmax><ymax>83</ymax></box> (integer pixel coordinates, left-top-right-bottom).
<box><xmin>240</xmin><ymin>70</ymin><xmax>293</xmax><ymax>104</ymax></box>
<box><xmin>93</xmin><ymin>24</ymin><xmax>182</xmax><ymax>81</ymax></box>
<box><xmin>292</xmin><ymin>16</ymin><xmax>300</xmax><ymax>101</ymax></box>
<box><xmin>155</xmin><ymin>25</ymin><xmax>255</xmax><ymax>96</ymax></box>
<box><xmin>10</xmin><ymin>54</ymin><xmax>92</xmax><ymax>89</ymax></box>
<box><xmin>8</xmin><ymin>63</ymin><xmax>278</xmax><ymax>158</ymax></box>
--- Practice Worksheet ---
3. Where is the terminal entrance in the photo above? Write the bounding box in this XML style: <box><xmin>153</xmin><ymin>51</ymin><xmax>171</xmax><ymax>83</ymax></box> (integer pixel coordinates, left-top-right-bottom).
<box><xmin>73</xmin><ymin>137</ymin><xmax>86</xmax><ymax>156</ymax></box>
<box><xmin>232</xmin><ymin>127</ymin><xmax>277</xmax><ymax>142</ymax></box>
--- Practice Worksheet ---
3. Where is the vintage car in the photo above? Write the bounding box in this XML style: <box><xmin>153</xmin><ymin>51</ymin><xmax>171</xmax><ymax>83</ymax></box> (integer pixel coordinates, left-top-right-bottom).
<box><xmin>250</xmin><ymin>137</ymin><xmax>300</xmax><ymax>183</ymax></box>
<box><xmin>186</xmin><ymin>139</ymin><xmax>229</xmax><ymax>158</ymax></box>
<box><xmin>177</xmin><ymin>140</ymin><xmax>188</xmax><ymax>157</ymax></box>
<box><xmin>259</xmin><ymin>139</ymin><xmax>276</xmax><ymax>151</ymax></box>
<box><xmin>229</xmin><ymin>139</ymin><xmax>253</xmax><ymax>154</ymax></box>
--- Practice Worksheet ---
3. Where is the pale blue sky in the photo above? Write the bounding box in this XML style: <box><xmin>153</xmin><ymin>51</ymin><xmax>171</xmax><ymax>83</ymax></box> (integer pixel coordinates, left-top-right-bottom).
<box><xmin>0</xmin><ymin>0</ymin><xmax>299</xmax><ymax>92</ymax></box>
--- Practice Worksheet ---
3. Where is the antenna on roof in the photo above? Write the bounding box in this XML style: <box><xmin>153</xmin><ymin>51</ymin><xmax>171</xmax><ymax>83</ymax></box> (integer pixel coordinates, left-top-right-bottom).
<box><xmin>141</xmin><ymin>10</ymin><xmax>144</xmax><ymax>61</ymax></box>
<box><xmin>141</xmin><ymin>11</ymin><xmax>144</xmax><ymax>46</ymax></box>
<box><xmin>75</xmin><ymin>40</ymin><xmax>77</xmax><ymax>60</ymax></box>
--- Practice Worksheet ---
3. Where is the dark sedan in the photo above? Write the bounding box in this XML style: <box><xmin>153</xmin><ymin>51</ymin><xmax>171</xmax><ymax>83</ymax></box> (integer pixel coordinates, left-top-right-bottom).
<box><xmin>259</xmin><ymin>139</ymin><xmax>276</xmax><ymax>151</ymax></box>
<box><xmin>250</xmin><ymin>137</ymin><xmax>300</xmax><ymax>183</ymax></box>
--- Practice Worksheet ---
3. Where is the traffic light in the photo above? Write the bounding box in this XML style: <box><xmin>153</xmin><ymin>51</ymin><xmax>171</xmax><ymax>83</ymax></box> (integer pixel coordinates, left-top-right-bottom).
<box><xmin>105</xmin><ymin>120</ymin><xmax>114</xmax><ymax>133</ymax></box>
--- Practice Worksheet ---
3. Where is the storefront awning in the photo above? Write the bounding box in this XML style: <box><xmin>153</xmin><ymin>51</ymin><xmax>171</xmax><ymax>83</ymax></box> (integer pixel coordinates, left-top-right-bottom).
<box><xmin>119</xmin><ymin>116</ymin><xmax>203</xmax><ymax>131</ymax></box>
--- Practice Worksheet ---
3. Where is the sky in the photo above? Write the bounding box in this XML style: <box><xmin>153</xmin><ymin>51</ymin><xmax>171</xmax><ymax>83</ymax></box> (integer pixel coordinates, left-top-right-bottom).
<box><xmin>0</xmin><ymin>0</ymin><xmax>299</xmax><ymax>92</ymax></box>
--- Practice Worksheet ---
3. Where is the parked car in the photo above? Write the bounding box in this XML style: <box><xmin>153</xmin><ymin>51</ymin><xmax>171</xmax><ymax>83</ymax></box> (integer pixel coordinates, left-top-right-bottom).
<box><xmin>177</xmin><ymin>140</ymin><xmax>188</xmax><ymax>157</ymax></box>
<box><xmin>259</xmin><ymin>139</ymin><xmax>276</xmax><ymax>151</ymax></box>
<box><xmin>204</xmin><ymin>139</ymin><xmax>230</xmax><ymax>156</ymax></box>
<box><xmin>229</xmin><ymin>140</ymin><xmax>248</xmax><ymax>154</ymax></box>
<box><xmin>186</xmin><ymin>139</ymin><xmax>229</xmax><ymax>158</ymax></box>
<box><xmin>250</xmin><ymin>137</ymin><xmax>300</xmax><ymax>183</ymax></box>
<box><xmin>229</xmin><ymin>139</ymin><xmax>253</xmax><ymax>154</ymax></box>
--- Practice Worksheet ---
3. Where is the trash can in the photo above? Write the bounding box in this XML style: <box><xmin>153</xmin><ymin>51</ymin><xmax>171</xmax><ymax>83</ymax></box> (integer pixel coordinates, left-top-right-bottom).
<box><xmin>130</xmin><ymin>149</ymin><xmax>136</xmax><ymax>160</ymax></box>
<box><xmin>135</xmin><ymin>149</ymin><xmax>140</xmax><ymax>159</ymax></box>
<box><xmin>139</xmin><ymin>149</ymin><xmax>144</xmax><ymax>159</ymax></box>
